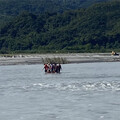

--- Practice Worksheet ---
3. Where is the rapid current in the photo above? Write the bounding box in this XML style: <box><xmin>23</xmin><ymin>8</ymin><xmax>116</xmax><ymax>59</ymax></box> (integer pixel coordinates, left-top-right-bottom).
<box><xmin>0</xmin><ymin>62</ymin><xmax>120</xmax><ymax>120</ymax></box>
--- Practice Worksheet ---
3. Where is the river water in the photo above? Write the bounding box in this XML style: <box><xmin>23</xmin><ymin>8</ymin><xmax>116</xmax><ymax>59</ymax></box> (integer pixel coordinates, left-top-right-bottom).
<box><xmin>0</xmin><ymin>62</ymin><xmax>120</xmax><ymax>120</ymax></box>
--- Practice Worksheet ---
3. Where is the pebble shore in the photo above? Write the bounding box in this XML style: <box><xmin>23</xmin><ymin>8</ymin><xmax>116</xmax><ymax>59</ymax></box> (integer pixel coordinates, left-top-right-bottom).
<box><xmin>0</xmin><ymin>53</ymin><xmax>120</xmax><ymax>66</ymax></box>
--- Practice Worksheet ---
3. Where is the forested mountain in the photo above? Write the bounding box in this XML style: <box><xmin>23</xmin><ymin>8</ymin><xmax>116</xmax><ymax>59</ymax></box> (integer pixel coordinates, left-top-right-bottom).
<box><xmin>0</xmin><ymin>0</ymin><xmax>111</xmax><ymax>27</ymax></box>
<box><xmin>0</xmin><ymin>0</ymin><xmax>110</xmax><ymax>14</ymax></box>
<box><xmin>0</xmin><ymin>1</ymin><xmax>120</xmax><ymax>53</ymax></box>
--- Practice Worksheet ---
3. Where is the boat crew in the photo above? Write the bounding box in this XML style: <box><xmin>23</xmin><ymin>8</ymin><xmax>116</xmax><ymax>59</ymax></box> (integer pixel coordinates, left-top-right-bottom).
<box><xmin>44</xmin><ymin>63</ymin><xmax>62</xmax><ymax>73</ymax></box>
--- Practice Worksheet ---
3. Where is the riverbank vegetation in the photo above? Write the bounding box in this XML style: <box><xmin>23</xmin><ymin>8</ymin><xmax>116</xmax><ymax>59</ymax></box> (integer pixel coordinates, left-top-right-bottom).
<box><xmin>0</xmin><ymin>1</ymin><xmax>120</xmax><ymax>53</ymax></box>
<box><xmin>42</xmin><ymin>57</ymin><xmax>68</xmax><ymax>64</ymax></box>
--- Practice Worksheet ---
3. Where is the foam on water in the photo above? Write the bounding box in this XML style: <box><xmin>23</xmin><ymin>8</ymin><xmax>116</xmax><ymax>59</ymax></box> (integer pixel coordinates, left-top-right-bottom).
<box><xmin>16</xmin><ymin>81</ymin><xmax>120</xmax><ymax>92</ymax></box>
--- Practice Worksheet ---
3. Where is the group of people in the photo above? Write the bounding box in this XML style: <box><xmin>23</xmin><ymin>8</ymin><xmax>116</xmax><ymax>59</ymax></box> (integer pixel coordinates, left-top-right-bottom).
<box><xmin>44</xmin><ymin>63</ymin><xmax>62</xmax><ymax>73</ymax></box>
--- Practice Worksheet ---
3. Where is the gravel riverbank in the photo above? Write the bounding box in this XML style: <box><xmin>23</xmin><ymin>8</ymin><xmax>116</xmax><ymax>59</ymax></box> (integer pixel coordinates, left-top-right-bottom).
<box><xmin>0</xmin><ymin>53</ymin><xmax>120</xmax><ymax>66</ymax></box>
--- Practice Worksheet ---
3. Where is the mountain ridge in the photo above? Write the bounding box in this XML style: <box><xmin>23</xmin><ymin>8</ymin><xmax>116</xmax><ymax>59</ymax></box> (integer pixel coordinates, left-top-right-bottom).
<box><xmin>0</xmin><ymin>0</ymin><xmax>111</xmax><ymax>26</ymax></box>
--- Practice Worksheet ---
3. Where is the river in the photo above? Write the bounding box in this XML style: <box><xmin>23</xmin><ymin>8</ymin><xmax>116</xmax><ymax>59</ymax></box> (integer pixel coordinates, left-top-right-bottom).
<box><xmin>0</xmin><ymin>62</ymin><xmax>120</xmax><ymax>120</ymax></box>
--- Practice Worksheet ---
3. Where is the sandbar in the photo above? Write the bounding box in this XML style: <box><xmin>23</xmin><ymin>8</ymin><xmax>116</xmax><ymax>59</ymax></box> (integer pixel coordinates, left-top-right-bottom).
<box><xmin>0</xmin><ymin>53</ymin><xmax>120</xmax><ymax>66</ymax></box>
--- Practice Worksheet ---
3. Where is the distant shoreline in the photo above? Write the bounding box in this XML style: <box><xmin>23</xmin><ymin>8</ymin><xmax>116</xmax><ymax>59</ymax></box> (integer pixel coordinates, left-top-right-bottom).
<box><xmin>0</xmin><ymin>53</ymin><xmax>120</xmax><ymax>66</ymax></box>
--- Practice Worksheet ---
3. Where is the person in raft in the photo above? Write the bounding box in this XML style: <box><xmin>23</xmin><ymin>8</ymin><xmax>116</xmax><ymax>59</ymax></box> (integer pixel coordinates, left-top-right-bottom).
<box><xmin>44</xmin><ymin>63</ymin><xmax>62</xmax><ymax>73</ymax></box>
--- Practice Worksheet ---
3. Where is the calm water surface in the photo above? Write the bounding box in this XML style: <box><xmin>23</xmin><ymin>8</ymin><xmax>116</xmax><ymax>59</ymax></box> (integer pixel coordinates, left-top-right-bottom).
<box><xmin>0</xmin><ymin>62</ymin><xmax>120</xmax><ymax>120</ymax></box>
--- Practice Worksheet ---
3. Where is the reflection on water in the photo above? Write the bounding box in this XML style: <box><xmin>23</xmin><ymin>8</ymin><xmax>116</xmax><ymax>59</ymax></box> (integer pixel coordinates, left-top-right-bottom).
<box><xmin>0</xmin><ymin>62</ymin><xmax>120</xmax><ymax>120</ymax></box>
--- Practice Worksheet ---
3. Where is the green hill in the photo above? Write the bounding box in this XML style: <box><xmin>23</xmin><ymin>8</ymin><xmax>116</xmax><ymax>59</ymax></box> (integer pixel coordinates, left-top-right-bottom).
<box><xmin>0</xmin><ymin>1</ymin><xmax>120</xmax><ymax>53</ymax></box>
<box><xmin>0</xmin><ymin>0</ymin><xmax>110</xmax><ymax>27</ymax></box>
<box><xmin>0</xmin><ymin>0</ymin><xmax>110</xmax><ymax>15</ymax></box>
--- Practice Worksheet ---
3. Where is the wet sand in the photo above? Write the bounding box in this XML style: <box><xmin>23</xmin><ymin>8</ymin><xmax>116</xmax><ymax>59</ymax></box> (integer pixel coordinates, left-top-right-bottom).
<box><xmin>0</xmin><ymin>53</ymin><xmax>120</xmax><ymax>66</ymax></box>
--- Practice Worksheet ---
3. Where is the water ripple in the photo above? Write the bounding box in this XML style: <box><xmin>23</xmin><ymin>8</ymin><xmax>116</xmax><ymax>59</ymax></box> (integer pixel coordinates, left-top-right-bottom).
<box><xmin>1</xmin><ymin>81</ymin><xmax>120</xmax><ymax>94</ymax></box>
<box><xmin>25</xmin><ymin>81</ymin><xmax>120</xmax><ymax>92</ymax></box>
